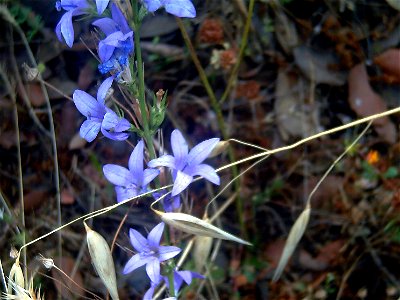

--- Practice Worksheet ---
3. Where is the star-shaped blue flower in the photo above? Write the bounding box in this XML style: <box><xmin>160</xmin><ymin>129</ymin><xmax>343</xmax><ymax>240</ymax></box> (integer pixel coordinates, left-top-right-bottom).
<box><xmin>73</xmin><ymin>76</ymin><xmax>131</xmax><ymax>142</ymax></box>
<box><xmin>143</xmin><ymin>268</ymin><xmax>203</xmax><ymax>299</ymax></box>
<box><xmin>55</xmin><ymin>0</ymin><xmax>110</xmax><ymax>47</ymax></box>
<box><xmin>143</xmin><ymin>0</ymin><xmax>196</xmax><ymax>18</ymax></box>
<box><xmin>152</xmin><ymin>190</ymin><xmax>181</xmax><ymax>212</ymax></box>
<box><xmin>103</xmin><ymin>140</ymin><xmax>160</xmax><ymax>202</ymax></box>
<box><xmin>165</xmin><ymin>269</ymin><xmax>205</xmax><ymax>295</ymax></box>
<box><xmin>92</xmin><ymin>3</ymin><xmax>134</xmax><ymax>74</ymax></box>
<box><xmin>148</xmin><ymin>129</ymin><xmax>220</xmax><ymax>196</ymax></box>
<box><xmin>123</xmin><ymin>222</ymin><xmax>181</xmax><ymax>283</ymax></box>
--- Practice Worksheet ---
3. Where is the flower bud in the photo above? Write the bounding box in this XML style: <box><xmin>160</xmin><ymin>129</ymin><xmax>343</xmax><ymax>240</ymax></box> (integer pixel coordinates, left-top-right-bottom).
<box><xmin>208</xmin><ymin>141</ymin><xmax>229</xmax><ymax>158</ymax></box>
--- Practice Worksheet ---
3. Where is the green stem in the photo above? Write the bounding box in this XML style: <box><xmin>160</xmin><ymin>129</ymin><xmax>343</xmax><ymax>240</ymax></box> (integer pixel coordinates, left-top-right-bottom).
<box><xmin>219</xmin><ymin>0</ymin><xmax>255</xmax><ymax>105</ymax></box>
<box><xmin>167</xmin><ymin>267</ymin><xmax>176</xmax><ymax>297</ymax></box>
<box><xmin>132</xmin><ymin>0</ymin><xmax>156</xmax><ymax>159</ymax></box>
<box><xmin>176</xmin><ymin>18</ymin><xmax>246</xmax><ymax>236</ymax></box>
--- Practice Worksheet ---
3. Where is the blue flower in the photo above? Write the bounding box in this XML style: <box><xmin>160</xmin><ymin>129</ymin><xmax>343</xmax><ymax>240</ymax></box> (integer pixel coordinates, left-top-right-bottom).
<box><xmin>148</xmin><ymin>129</ymin><xmax>220</xmax><ymax>196</ymax></box>
<box><xmin>55</xmin><ymin>0</ymin><xmax>110</xmax><ymax>47</ymax></box>
<box><xmin>153</xmin><ymin>190</ymin><xmax>181</xmax><ymax>212</ymax></box>
<box><xmin>143</xmin><ymin>268</ymin><xmax>204</xmax><ymax>299</ymax></box>
<box><xmin>103</xmin><ymin>140</ymin><xmax>159</xmax><ymax>202</ymax></box>
<box><xmin>72</xmin><ymin>76</ymin><xmax>131</xmax><ymax>142</ymax></box>
<box><xmin>92</xmin><ymin>3</ymin><xmax>134</xmax><ymax>74</ymax></box>
<box><xmin>164</xmin><ymin>269</ymin><xmax>204</xmax><ymax>295</ymax></box>
<box><xmin>143</xmin><ymin>0</ymin><xmax>196</xmax><ymax>18</ymax></box>
<box><xmin>123</xmin><ymin>223</ymin><xmax>181</xmax><ymax>283</ymax></box>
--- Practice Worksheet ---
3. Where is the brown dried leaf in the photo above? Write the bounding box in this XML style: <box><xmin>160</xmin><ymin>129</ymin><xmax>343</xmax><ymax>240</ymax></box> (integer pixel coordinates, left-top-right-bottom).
<box><xmin>23</xmin><ymin>83</ymin><xmax>45</xmax><ymax>107</ymax></box>
<box><xmin>23</xmin><ymin>190</ymin><xmax>48</xmax><ymax>212</ymax></box>
<box><xmin>69</xmin><ymin>133</ymin><xmax>87</xmax><ymax>150</ymax></box>
<box><xmin>315</xmin><ymin>240</ymin><xmax>345</xmax><ymax>266</ymax></box>
<box><xmin>293</xmin><ymin>46</ymin><xmax>346</xmax><ymax>85</ymax></box>
<box><xmin>374</xmin><ymin>48</ymin><xmax>400</xmax><ymax>83</ymax></box>
<box><xmin>61</xmin><ymin>188</ymin><xmax>75</xmax><ymax>205</ymax></box>
<box><xmin>348</xmin><ymin>63</ymin><xmax>397</xmax><ymax>143</ymax></box>
<box><xmin>275</xmin><ymin>70</ymin><xmax>321</xmax><ymax>140</ymax></box>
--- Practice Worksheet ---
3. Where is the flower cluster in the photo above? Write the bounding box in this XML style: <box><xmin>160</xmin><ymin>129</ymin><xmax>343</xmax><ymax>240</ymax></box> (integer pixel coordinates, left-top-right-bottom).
<box><xmin>55</xmin><ymin>0</ymin><xmax>210</xmax><ymax>298</ymax></box>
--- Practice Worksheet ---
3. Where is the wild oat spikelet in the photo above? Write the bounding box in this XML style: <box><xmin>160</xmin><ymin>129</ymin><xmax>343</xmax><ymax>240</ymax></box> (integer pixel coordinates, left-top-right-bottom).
<box><xmin>154</xmin><ymin>210</ymin><xmax>252</xmax><ymax>246</ymax></box>
<box><xmin>272</xmin><ymin>206</ymin><xmax>311</xmax><ymax>281</ymax></box>
<box><xmin>85</xmin><ymin>223</ymin><xmax>119</xmax><ymax>300</ymax></box>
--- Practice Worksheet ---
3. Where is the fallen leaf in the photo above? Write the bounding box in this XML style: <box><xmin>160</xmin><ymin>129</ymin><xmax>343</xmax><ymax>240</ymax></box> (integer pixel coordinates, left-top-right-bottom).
<box><xmin>348</xmin><ymin>63</ymin><xmax>397</xmax><ymax>143</ymax></box>
<box><xmin>51</xmin><ymin>257</ymin><xmax>84</xmax><ymax>299</ymax></box>
<box><xmin>23</xmin><ymin>83</ymin><xmax>45</xmax><ymax>107</ymax></box>
<box><xmin>294</xmin><ymin>46</ymin><xmax>347</xmax><ymax>85</ymax></box>
<box><xmin>78</xmin><ymin>62</ymin><xmax>95</xmax><ymax>90</ymax></box>
<box><xmin>69</xmin><ymin>133</ymin><xmax>87</xmax><ymax>150</ymax></box>
<box><xmin>275</xmin><ymin>9</ymin><xmax>299</xmax><ymax>54</ymax></box>
<box><xmin>315</xmin><ymin>240</ymin><xmax>345</xmax><ymax>266</ymax></box>
<box><xmin>275</xmin><ymin>70</ymin><xmax>321</xmax><ymax>141</ymax></box>
<box><xmin>23</xmin><ymin>190</ymin><xmax>48</xmax><ymax>212</ymax></box>
<box><xmin>61</xmin><ymin>188</ymin><xmax>75</xmax><ymax>205</ymax></box>
<box><xmin>374</xmin><ymin>48</ymin><xmax>400</xmax><ymax>84</ymax></box>
<box><xmin>47</xmin><ymin>78</ymin><xmax>77</xmax><ymax>100</ymax></box>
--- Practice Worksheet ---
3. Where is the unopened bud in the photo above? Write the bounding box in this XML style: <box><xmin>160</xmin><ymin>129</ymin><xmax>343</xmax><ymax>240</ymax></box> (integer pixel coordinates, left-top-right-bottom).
<box><xmin>208</xmin><ymin>140</ymin><xmax>229</xmax><ymax>158</ymax></box>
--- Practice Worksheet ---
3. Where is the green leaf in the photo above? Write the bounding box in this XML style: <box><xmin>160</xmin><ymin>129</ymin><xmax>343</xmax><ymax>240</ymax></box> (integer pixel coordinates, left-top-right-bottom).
<box><xmin>383</xmin><ymin>167</ymin><xmax>398</xmax><ymax>179</ymax></box>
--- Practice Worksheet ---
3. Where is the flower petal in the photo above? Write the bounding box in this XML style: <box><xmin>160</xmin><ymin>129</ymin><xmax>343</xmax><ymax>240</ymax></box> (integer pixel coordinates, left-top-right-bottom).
<box><xmin>59</xmin><ymin>10</ymin><xmax>74</xmax><ymax>47</ymax></box>
<box><xmin>142</xmin><ymin>169</ymin><xmax>160</xmax><ymax>186</ymax></box>
<box><xmin>92</xmin><ymin>17</ymin><xmax>118</xmax><ymax>35</ymax></box>
<box><xmin>147</xmin><ymin>155</ymin><xmax>176</xmax><ymax>169</ymax></box>
<box><xmin>163</xmin><ymin>0</ymin><xmax>196</xmax><ymax>18</ymax></box>
<box><xmin>143</xmin><ymin>283</ymin><xmax>157</xmax><ymax>300</ymax></box>
<box><xmin>111</xmin><ymin>3</ymin><xmax>131</xmax><ymax>33</ymax></box>
<box><xmin>147</xmin><ymin>222</ymin><xmax>164</xmax><ymax>248</ymax></box>
<box><xmin>125</xmin><ymin>141</ymin><xmax>144</xmax><ymax>186</ymax></box>
<box><xmin>73</xmin><ymin>90</ymin><xmax>105</xmax><ymax>118</ymax></box>
<box><xmin>123</xmin><ymin>253</ymin><xmax>150</xmax><ymax>274</ymax></box>
<box><xmin>185</xmin><ymin>164</ymin><xmax>220</xmax><ymax>185</ymax></box>
<box><xmin>79</xmin><ymin>119</ymin><xmax>101</xmax><ymax>142</ymax></box>
<box><xmin>103</xmin><ymin>164</ymin><xmax>133</xmax><ymax>186</ymax></box>
<box><xmin>102</xmin><ymin>110</ymin><xmax>130</xmax><ymax>132</ymax></box>
<box><xmin>143</xmin><ymin>0</ymin><xmax>163</xmax><ymax>12</ymax></box>
<box><xmin>129</xmin><ymin>228</ymin><xmax>149</xmax><ymax>253</ymax></box>
<box><xmin>96</xmin><ymin>0</ymin><xmax>109</xmax><ymax>14</ymax></box>
<box><xmin>101</xmin><ymin>127</ymin><xmax>130</xmax><ymax>141</ymax></box>
<box><xmin>97</xmin><ymin>76</ymin><xmax>114</xmax><ymax>103</ymax></box>
<box><xmin>187</xmin><ymin>138</ymin><xmax>220</xmax><ymax>166</ymax></box>
<box><xmin>158</xmin><ymin>245</ymin><xmax>181</xmax><ymax>261</ymax></box>
<box><xmin>177</xmin><ymin>270</ymin><xmax>204</xmax><ymax>285</ymax></box>
<box><xmin>146</xmin><ymin>258</ymin><xmax>160</xmax><ymax>284</ymax></box>
<box><xmin>170</xmin><ymin>129</ymin><xmax>188</xmax><ymax>169</ymax></box>
<box><xmin>98</xmin><ymin>42</ymin><xmax>115</xmax><ymax>63</ymax></box>
<box><xmin>171</xmin><ymin>170</ymin><xmax>193</xmax><ymax>196</ymax></box>
<box><xmin>115</xmin><ymin>186</ymin><xmax>138</xmax><ymax>202</ymax></box>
